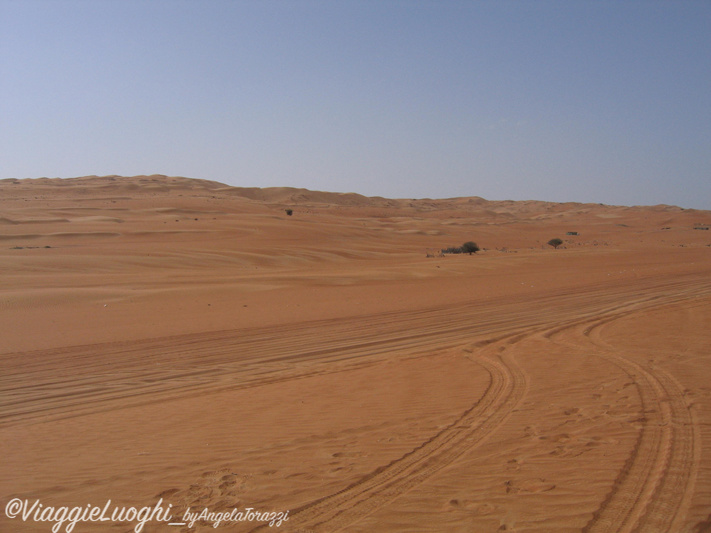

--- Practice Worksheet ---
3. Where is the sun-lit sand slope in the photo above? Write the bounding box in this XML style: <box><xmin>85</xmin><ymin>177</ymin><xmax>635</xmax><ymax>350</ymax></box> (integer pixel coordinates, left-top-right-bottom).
<box><xmin>1</xmin><ymin>175</ymin><xmax>710</xmax><ymax>532</ymax></box>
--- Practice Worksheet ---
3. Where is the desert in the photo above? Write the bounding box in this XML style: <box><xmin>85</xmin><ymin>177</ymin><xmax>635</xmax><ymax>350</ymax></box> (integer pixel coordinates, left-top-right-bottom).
<box><xmin>1</xmin><ymin>175</ymin><xmax>710</xmax><ymax>533</ymax></box>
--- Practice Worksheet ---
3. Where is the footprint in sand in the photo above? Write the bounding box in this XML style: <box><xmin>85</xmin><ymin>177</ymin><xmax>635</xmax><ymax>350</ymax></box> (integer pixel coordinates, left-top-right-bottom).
<box><xmin>155</xmin><ymin>469</ymin><xmax>244</xmax><ymax>511</ymax></box>
<box><xmin>505</xmin><ymin>478</ymin><xmax>556</xmax><ymax>494</ymax></box>
<box><xmin>445</xmin><ymin>498</ymin><xmax>494</xmax><ymax>513</ymax></box>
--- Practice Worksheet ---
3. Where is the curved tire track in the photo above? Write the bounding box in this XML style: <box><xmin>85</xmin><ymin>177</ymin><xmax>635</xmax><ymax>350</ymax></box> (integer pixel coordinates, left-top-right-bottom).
<box><xmin>3</xmin><ymin>274</ymin><xmax>707</xmax><ymax>532</ymax></box>
<box><xmin>3</xmin><ymin>276</ymin><xmax>708</xmax><ymax>429</ymax></box>
<box><xmin>249</xmin><ymin>344</ymin><xmax>527</xmax><ymax>532</ymax></box>
<box><xmin>546</xmin><ymin>305</ymin><xmax>699</xmax><ymax>533</ymax></box>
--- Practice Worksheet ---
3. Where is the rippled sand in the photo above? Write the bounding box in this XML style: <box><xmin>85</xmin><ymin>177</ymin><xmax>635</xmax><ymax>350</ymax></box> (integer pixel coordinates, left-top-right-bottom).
<box><xmin>2</xmin><ymin>176</ymin><xmax>710</xmax><ymax>532</ymax></box>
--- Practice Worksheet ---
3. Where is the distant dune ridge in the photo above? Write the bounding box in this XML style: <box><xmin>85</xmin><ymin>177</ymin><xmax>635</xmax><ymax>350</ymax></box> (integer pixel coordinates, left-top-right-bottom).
<box><xmin>0</xmin><ymin>173</ymin><xmax>700</xmax><ymax>212</ymax></box>
<box><xmin>1</xmin><ymin>174</ymin><xmax>710</xmax><ymax>532</ymax></box>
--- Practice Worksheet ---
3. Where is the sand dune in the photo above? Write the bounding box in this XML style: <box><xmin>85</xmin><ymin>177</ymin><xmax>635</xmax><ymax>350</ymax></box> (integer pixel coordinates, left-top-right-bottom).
<box><xmin>1</xmin><ymin>176</ymin><xmax>710</xmax><ymax>532</ymax></box>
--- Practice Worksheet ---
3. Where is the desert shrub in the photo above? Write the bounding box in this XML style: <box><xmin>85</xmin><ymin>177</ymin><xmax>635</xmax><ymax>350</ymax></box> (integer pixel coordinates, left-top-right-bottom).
<box><xmin>442</xmin><ymin>241</ymin><xmax>480</xmax><ymax>255</ymax></box>
<box><xmin>441</xmin><ymin>246</ymin><xmax>463</xmax><ymax>254</ymax></box>
<box><xmin>461</xmin><ymin>241</ymin><xmax>479</xmax><ymax>254</ymax></box>
<box><xmin>548</xmin><ymin>238</ymin><xmax>563</xmax><ymax>249</ymax></box>
<box><xmin>285</xmin><ymin>209</ymin><xmax>293</xmax><ymax>216</ymax></box>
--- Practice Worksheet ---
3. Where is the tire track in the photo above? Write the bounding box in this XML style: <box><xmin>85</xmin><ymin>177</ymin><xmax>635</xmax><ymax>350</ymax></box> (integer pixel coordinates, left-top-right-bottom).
<box><xmin>247</xmin><ymin>343</ymin><xmax>527</xmax><ymax>532</ymax></box>
<box><xmin>4</xmin><ymin>276</ymin><xmax>708</xmax><ymax>428</ymax></box>
<box><xmin>582</xmin><ymin>317</ymin><xmax>698</xmax><ymax>533</ymax></box>
<box><xmin>2</xmin><ymin>273</ymin><xmax>707</xmax><ymax>532</ymax></box>
<box><xmin>544</xmin><ymin>304</ymin><xmax>700</xmax><ymax>533</ymax></box>
<box><xmin>0</xmin><ymin>293</ymin><xmax>587</xmax><ymax>427</ymax></box>
<box><xmin>632</xmin><ymin>366</ymin><xmax>698</xmax><ymax>533</ymax></box>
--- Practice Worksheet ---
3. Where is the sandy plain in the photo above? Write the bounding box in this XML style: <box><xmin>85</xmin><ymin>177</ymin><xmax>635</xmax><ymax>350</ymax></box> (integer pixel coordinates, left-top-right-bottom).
<box><xmin>1</xmin><ymin>175</ymin><xmax>710</xmax><ymax>533</ymax></box>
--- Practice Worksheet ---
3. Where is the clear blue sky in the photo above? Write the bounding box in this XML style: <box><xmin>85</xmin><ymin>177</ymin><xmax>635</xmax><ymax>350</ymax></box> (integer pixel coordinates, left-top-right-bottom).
<box><xmin>2</xmin><ymin>1</ymin><xmax>710</xmax><ymax>208</ymax></box>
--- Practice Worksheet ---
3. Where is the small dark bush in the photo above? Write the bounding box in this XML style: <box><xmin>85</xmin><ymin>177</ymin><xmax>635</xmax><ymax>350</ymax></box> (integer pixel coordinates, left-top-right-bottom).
<box><xmin>285</xmin><ymin>209</ymin><xmax>293</xmax><ymax>216</ymax></box>
<box><xmin>548</xmin><ymin>238</ymin><xmax>563</xmax><ymax>249</ymax></box>
<box><xmin>442</xmin><ymin>241</ymin><xmax>480</xmax><ymax>255</ymax></box>
<box><xmin>461</xmin><ymin>241</ymin><xmax>480</xmax><ymax>254</ymax></box>
<box><xmin>442</xmin><ymin>246</ymin><xmax>463</xmax><ymax>254</ymax></box>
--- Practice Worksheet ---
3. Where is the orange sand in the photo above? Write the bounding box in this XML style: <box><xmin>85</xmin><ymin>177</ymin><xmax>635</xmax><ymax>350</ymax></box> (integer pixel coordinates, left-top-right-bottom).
<box><xmin>1</xmin><ymin>175</ymin><xmax>710</xmax><ymax>532</ymax></box>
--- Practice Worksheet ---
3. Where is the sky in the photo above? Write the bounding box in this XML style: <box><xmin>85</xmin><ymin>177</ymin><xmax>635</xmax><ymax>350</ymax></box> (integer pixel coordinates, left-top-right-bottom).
<box><xmin>1</xmin><ymin>1</ymin><xmax>710</xmax><ymax>209</ymax></box>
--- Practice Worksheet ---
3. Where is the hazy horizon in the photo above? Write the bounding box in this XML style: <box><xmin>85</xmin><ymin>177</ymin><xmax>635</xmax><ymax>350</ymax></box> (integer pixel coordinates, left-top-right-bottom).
<box><xmin>2</xmin><ymin>1</ymin><xmax>710</xmax><ymax>209</ymax></box>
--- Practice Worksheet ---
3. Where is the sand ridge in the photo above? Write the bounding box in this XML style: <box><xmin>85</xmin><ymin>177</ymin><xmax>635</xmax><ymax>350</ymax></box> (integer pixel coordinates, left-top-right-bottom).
<box><xmin>1</xmin><ymin>175</ymin><xmax>710</xmax><ymax>532</ymax></box>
